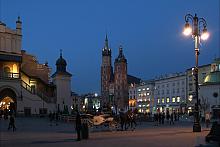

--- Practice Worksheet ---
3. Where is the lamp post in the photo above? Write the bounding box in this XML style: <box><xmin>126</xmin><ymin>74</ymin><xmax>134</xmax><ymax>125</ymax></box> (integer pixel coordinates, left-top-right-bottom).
<box><xmin>183</xmin><ymin>13</ymin><xmax>209</xmax><ymax>132</ymax></box>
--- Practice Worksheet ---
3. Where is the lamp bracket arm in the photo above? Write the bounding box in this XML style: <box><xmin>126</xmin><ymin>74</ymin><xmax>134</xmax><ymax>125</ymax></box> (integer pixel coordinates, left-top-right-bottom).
<box><xmin>185</xmin><ymin>14</ymin><xmax>194</xmax><ymax>23</ymax></box>
<box><xmin>198</xmin><ymin>18</ymin><xmax>207</xmax><ymax>28</ymax></box>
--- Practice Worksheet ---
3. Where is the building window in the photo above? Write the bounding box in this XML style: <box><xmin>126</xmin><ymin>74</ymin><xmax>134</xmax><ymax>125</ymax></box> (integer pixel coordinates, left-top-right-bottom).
<box><xmin>138</xmin><ymin>89</ymin><xmax>141</xmax><ymax>92</ymax></box>
<box><xmin>166</xmin><ymin>97</ymin><xmax>170</xmax><ymax>103</ymax></box>
<box><xmin>167</xmin><ymin>90</ymin><xmax>169</xmax><ymax>94</ymax></box>
<box><xmin>172</xmin><ymin>97</ymin><xmax>176</xmax><ymax>103</ymax></box>
<box><xmin>188</xmin><ymin>95</ymin><xmax>193</xmax><ymax>101</ymax></box>
<box><xmin>143</xmin><ymin>93</ymin><xmax>147</xmax><ymax>96</ymax></box>
<box><xmin>146</xmin><ymin>87</ymin><xmax>149</xmax><ymax>90</ymax></box>
<box><xmin>157</xmin><ymin>99</ymin><xmax>160</xmax><ymax>104</ymax></box>
<box><xmin>143</xmin><ymin>88</ymin><xmax>145</xmax><ymax>91</ymax></box>
<box><xmin>162</xmin><ymin>98</ymin><xmax>165</xmax><ymax>103</ymax></box>
<box><xmin>182</xmin><ymin>81</ymin><xmax>185</xmax><ymax>85</ymax></box>
<box><xmin>147</xmin><ymin>92</ymin><xmax>150</xmax><ymax>96</ymax></box>
<box><xmin>177</xmin><ymin>88</ymin><xmax>179</xmax><ymax>93</ymax></box>
<box><xmin>189</xmin><ymin>75</ymin><xmax>192</xmax><ymax>81</ymax></box>
<box><xmin>182</xmin><ymin>88</ymin><xmax>185</xmax><ymax>92</ymax></box>
<box><xmin>177</xmin><ymin>96</ymin><xmax>180</xmax><ymax>102</ymax></box>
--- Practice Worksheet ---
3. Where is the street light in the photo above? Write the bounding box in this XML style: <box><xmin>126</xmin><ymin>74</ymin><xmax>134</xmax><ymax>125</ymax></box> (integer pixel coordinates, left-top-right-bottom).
<box><xmin>183</xmin><ymin>13</ymin><xmax>209</xmax><ymax>132</ymax></box>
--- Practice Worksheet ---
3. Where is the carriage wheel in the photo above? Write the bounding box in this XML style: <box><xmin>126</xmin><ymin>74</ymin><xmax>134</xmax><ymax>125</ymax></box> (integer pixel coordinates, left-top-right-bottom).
<box><xmin>109</xmin><ymin>121</ymin><xmax>118</xmax><ymax>131</ymax></box>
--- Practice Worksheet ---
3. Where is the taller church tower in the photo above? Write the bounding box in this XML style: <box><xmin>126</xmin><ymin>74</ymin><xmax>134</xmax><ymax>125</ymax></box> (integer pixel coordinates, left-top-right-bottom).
<box><xmin>114</xmin><ymin>45</ymin><xmax>128</xmax><ymax>110</ymax></box>
<box><xmin>101</xmin><ymin>35</ymin><xmax>113</xmax><ymax>107</ymax></box>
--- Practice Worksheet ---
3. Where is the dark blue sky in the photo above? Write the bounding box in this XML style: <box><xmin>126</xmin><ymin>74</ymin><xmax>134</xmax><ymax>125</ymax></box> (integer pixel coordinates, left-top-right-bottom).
<box><xmin>1</xmin><ymin>0</ymin><xmax>219</xmax><ymax>94</ymax></box>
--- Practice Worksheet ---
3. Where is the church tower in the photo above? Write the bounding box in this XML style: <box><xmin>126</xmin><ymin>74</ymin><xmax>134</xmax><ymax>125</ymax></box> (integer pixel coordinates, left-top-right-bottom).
<box><xmin>101</xmin><ymin>35</ymin><xmax>113</xmax><ymax>108</ymax></box>
<box><xmin>52</xmin><ymin>50</ymin><xmax>72</xmax><ymax>113</ymax></box>
<box><xmin>114</xmin><ymin>45</ymin><xmax>128</xmax><ymax>110</ymax></box>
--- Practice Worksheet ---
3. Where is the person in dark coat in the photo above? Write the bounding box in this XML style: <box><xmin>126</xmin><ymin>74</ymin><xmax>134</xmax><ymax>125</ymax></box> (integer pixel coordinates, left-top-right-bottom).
<box><xmin>170</xmin><ymin>113</ymin><xmax>174</xmax><ymax>125</ymax></box>
<box><xmin>8</xmin><ymin>115</ymin><xmax>16</xmax><ymax>131</ymax></box>
<box><xmin>162</xmin><ymin>112</ymin><xmax>165</xmax><ymax>124</ymax></box>
<box><xmin>75</xmin><ymin>110</ymin><xmax>81</xmax><ymax>141</ymax></box>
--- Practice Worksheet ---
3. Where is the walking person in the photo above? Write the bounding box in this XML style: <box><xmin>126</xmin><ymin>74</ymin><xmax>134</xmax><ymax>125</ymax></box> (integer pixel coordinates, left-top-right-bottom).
<box><xmin>162</xmin><ymin>112</ymin><xmax>165</xmax><ymax>124</ymax></box>
<box><xmin>205</xmin><ymin>112</ymin><xmax>210</xmax><ymax>128</ymax></box>
<box><xmin>166</xmin><ymin>111</ymin><xmax>170</xmax><ymax>124</ymax></box>
<box><xmin>119</xmin><ymin>110</ymin><xmax>125</xmax><ymax>131</ymax></box>
<box><xmin>8</xmin><ymin>115</ymin><xmax>16</xmax><ymax>132</ymax></box>
<box><xmin>75</xmin><ymin>110</ymin><xmax>82</xmax><ymax>141</ymax></box>
<box><xmin>170</xmin><ymin>112</ymin><xmax>174</xmax><ymax>125</ymax></box>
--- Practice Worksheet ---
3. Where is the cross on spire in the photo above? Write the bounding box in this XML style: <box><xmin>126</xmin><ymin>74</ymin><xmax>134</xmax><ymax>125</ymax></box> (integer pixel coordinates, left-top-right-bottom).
<box><xmin>60</xmin><ymin>49</ymin><xmax>63</xmax><ymax>58</ymax></box>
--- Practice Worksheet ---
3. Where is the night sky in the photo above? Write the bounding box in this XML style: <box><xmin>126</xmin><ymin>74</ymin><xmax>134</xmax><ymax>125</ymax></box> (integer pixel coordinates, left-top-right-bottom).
<box><xmin>1</xmin><ymin>0</ymin><xmax>219</xmax><ymax>94</ymax></box>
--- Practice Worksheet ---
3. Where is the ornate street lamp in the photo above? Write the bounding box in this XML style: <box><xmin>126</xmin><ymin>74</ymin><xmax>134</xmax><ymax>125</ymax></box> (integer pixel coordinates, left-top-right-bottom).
<box><xmin>183</xmin><ymin>13</ymin><xmax>209</xmax><ymax>132</ymax></box>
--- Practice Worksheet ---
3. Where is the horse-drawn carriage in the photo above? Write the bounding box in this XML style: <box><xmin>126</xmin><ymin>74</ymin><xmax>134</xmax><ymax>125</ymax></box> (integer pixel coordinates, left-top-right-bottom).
<box><xmin>81</xmin><ymin>113</ymin><xmax>119</xmax><ymax>131</ymax></box>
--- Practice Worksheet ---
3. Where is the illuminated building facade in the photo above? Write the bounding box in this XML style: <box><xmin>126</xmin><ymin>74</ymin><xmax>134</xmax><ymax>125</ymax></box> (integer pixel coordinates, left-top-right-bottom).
<box><xmin>0</xmin><ymin>17</ymin><xmax>72</xmax><ymax>116</ymax></box>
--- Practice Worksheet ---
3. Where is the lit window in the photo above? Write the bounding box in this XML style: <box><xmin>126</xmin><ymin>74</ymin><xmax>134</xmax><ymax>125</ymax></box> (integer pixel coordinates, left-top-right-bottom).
<box><xmin>188</xmin><ymin>95</ymin><xmax>193</xmax><ymax>101</ymax></box>
<box><xmin>138</xmin><ymin>89</ymin><xmax>141</xmax><ymax>92</ymax></box>
<box><xmin>147</xmin><ymin>92</ymin><xmax>150</xmax><ymax>96</ymax></box>
<box><xmin>166</xmin><ymin>97</ymin><xmax>170</xmax><ymax>103</ymax></box>
<box><xmin>143</xmin><ymin>105</ymin><xmax>145</xmax><ymax>107</ymax></box>
<box><xmin>143</xmin><ymin>88</ymin><xmax>145</xmax><ymax>91</ymax></box>
<box><xmin>177</xmin><ymin>97</ymin><xmax>180</xmax><ymax>102</ymax></box>
<box><xmin>144</xmin><ymin>93</ymin><xmax>146</xmax><ymax>96</ymax></box>
<box><xmin>147</xmin><ymin>88</ymin><xmax>149</xmax><ymax>90</ymax></box>
<box><xmin>138</xmin><ymin>105</ymin><xmax>141</xmax><ymax>107</ymax></box>
<box><xmin>162</xmin><ymin>98</ymin><xmax>165</xmax><ymax>103</ymax></box>
<box><xmin>172</xmin><ymin>97</ymin><xmax>176</xmax><ymax>103</ymax></box>
<box><xmin>157</xmin><ymin>99</ymin><xmax>160</xmax><ymax>104</ymax></box>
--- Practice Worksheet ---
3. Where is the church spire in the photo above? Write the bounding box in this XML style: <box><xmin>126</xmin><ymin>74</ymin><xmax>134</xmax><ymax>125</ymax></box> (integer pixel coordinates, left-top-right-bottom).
<box><xmin>102</xmin><ymin>34</ymin><xmax>111</xmax><ymax>56</ymax></box>
<box><xmin>104</xmin><ymin>33</ymin><xmax>109</xmax><ymax>49</ymax></box>
<box><xmin>60</xmin><ymin>49</ymin><xmax>63</xmax><ymax>58</ymax></box>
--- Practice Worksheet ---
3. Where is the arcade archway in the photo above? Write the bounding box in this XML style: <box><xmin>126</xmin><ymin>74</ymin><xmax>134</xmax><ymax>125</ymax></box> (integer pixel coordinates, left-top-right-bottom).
<box><xmin>0</xmin><ymin>88</ymin><xmax>17</xmax><ymax>115</ymax></box>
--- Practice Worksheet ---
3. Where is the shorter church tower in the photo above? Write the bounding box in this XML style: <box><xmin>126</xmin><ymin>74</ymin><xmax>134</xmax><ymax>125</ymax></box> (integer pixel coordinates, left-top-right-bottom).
<box><xmin>52</xmin><ymin>50</ymin><xmax>72</xmax><ymax>113</ymax></box>
<box><xmin>114</xmin><ymin>45</ymin><xmax>128</xmax><ymax>110</ymax></box>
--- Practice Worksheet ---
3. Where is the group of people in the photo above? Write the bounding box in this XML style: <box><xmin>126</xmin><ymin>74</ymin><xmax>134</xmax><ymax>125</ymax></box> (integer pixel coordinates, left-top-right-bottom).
<box><xmin>154</xmin><ymin>111</ymin><xmax>180</xmax><ymax>126</ymax></box>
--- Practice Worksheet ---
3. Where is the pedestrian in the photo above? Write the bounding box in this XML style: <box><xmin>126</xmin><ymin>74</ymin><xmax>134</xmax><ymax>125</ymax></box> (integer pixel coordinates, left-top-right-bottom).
<box><xmin>119</xmin><ymin>110</ymin><xmax>125</xmax><ymax>131</ymax></box>
<box><xmin>49</xmin><ymin>111</ymin><xmax>52</xmax><ymax>126</ymax></box>
<box><xmin>166</xmin><ymin>111</ymin><xmax>170</xmax><ymax>124</ymax></box>
<box><xmin>162</xmin><ymin>112</ymin><xmax>165</xmax><ymax>124</ymax></box>
<box><xmin>158</xmin><ymin>112</ymin><xmax>161</xmax><ymax>124</ymax></box>
<box><xmin>55</xmin><ymin>112</ymin><xmax>59</xmax><ymax>126</ymax></box>
<box><xmin>205</xmin><ymin>112</ymin><xmax>210</xmax><ymax>128</ymax></box>
<box><xmin>170</xmin><ymin>113</ymin><xmax>174</xmax><ymax>125</ymax></box>
<box><xmin>174</xmin><ymin>111</ymin><xmax>177</xmax><ymax>121</ymax></box>
<box><xmin>154</xmin><ymin>113</ymin><xmax>158</xmax><ymax>126</ymax></box>
<box><xmin>75</xmin><ymin>110</ymin><xmax>81</xmax><ymax>141</ymax></box>
<box><xmin>8</xmin><ymin>115</ymin><xmax>16</xmax><ymax>131</ymax></box>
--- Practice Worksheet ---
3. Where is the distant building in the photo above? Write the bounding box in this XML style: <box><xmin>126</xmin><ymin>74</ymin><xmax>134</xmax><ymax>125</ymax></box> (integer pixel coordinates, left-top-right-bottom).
<box><xmin>0</xmin><ymin>17</ymin><xmax>73</xmax><ymax>116</ymax></box>
<box><xmin>199</xmin><ymin>58</ymin><xmax>220</xmax><ymax>119</ymax></box>
<box><xmin>128</xmin><ymin>83</ymin><xmax>137</xmax><ymax>111</ymax></box>
<box><xmin>136</xmin><ymin>80</ymin><xmax>155</xmax><ymax>113</ymax></box>
<box><xmin>81</xmin><ymin>93</ymin><xmax>100</xmax><ymax>113</ymax></box>
<box><xmin>186</xmin><ymin>64</ymin><xmax>211</xmax><ymax>113</ymax></box>
<box><xmin>154</xmin><ymin>73</ymin><xmax>187</xmax><ymax>114</ymax></box>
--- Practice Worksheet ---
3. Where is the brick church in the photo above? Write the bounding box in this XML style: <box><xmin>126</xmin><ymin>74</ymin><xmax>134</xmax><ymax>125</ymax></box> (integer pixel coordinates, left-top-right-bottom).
<box><xmin>101</xmin><ymin>35</ymin><xmax>140</xmax><ymax>112</ymax></box>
